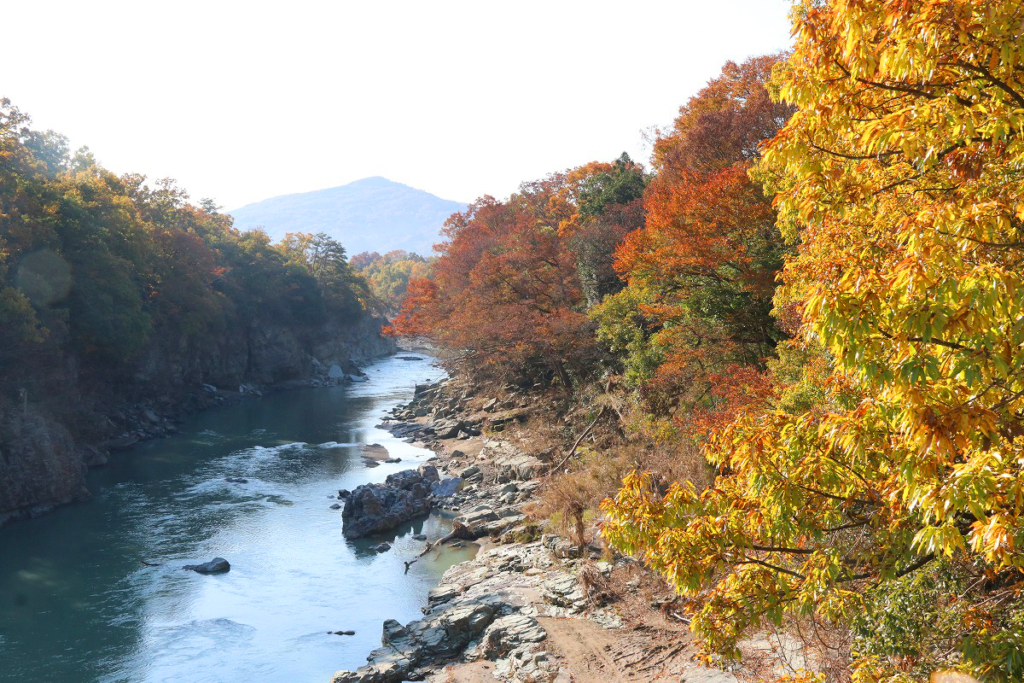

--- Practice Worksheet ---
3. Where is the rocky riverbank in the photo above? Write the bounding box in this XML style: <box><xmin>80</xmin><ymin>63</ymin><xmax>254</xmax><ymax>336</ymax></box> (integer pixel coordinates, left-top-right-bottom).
<box><xmin>0</xmin><ymin>315</ymin><xmax>396</xmax><ymax>527</ymax></box>
<box><xmin>329</xmin><ymin>377</ymin><xmax>770</xmax><ymax>683</ymax></box>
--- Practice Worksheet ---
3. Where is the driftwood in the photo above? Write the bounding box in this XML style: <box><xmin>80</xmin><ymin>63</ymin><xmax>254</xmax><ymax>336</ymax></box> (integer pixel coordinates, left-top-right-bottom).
<box><xmin>403</xmin><ymin>521</ymin><xmax>475</xmax><ymax>573</ymax></box>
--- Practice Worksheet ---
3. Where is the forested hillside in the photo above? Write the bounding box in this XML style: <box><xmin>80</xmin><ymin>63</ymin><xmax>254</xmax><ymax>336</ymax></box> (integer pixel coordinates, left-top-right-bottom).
<box><xmin>390</xmin><ymin>2</ymin><xmax>1024</xmax><ymax>680</ymax></box>
<box><xmin>350</xmin><ymin>250</ymin><xmax>433</xmax><ymax>313</ymax></box>
<box><xmin>0</xmin><ymin>101</ymin><xmax>393</xmax><ymax>523</ymax></box>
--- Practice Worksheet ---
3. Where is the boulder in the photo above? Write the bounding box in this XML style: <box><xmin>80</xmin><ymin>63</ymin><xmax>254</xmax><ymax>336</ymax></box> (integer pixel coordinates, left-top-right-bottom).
<box><xmin>431</xmin><ymin>477</ymin><xmax>462</xmax><ymax>498</ymax></box>
<box><xmin>183</xmin><ymin>557</ymin><xmax>230</xmax><ymax>574</ymax></box>
<box><xmin>478</xmin><ymin>614</ymin><xmax>547</xmax><ymax>658</ymax></box>
<box><xmin>432</xmin><ymin>419</ymin><xmax>465</xmax><ymax>439</ymax></box>
<box><xmin>342</xmin><ymin>467</ymin><xmax>440</xmax><ymax>539</ymax></box>
<box><xmin>459</xmin><ymin>465</ymin><xmax>482</xmax><ymax>482</ymax></box>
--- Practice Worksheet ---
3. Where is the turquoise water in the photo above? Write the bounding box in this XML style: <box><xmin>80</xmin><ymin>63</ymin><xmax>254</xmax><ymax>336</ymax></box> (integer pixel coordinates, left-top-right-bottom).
<box><xmin>0</xmin><ymin>354</ymin><xmax>472</xmax><ymax>682</ymax></box>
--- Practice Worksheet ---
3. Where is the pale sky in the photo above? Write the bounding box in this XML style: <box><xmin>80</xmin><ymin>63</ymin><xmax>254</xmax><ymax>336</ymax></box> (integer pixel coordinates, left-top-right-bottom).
<box><xmin>2</xmin><ymin>0</ymin><xmax>793</xmax><ymax>209</ymax></box>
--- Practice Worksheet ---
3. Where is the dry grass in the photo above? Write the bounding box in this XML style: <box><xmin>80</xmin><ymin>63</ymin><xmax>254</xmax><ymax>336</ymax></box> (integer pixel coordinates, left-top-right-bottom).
<box><xmin>531</xmin><ymin>424</ymin><xmax>713</xmax><ymax>548</ymax></box>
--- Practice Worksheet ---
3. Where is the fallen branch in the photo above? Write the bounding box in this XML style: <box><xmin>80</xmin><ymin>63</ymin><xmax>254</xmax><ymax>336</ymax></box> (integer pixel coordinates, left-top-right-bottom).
<box><xmin>548</xmin><ymin>405</ymin><xmax>608</xmax><ymax>474</ymax></box>
<box><xmin>403</xmin><ymin>521</ymin><xmax>475</xmax><ymax>573</ymax></box>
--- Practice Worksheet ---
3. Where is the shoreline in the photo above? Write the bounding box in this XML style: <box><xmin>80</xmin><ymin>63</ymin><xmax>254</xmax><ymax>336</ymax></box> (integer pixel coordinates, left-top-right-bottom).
<box><xmin>331</xmin><ymin>375</ymin><xmax>737</xmax><ymax>683</ymax></box>
<box><xmin>0</xmin><ymin>348</ymin><xmax>390</xmax><ymax>529</ymax></box>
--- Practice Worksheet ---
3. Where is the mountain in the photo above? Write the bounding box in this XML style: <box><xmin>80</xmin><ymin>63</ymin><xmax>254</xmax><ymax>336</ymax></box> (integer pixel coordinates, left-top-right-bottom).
<box><xmin>227</xmin><ymin>177</ymin><xmax>468</xmax><ymax>257</ymax></box>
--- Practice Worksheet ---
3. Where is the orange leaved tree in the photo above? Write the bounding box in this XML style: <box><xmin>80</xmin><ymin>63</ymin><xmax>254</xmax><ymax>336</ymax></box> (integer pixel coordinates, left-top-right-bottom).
<box><xmin>593</xmin><ymin>55</ymin><xmax>793</xmax><ymax>423</ymax></box>
<box><xmin>391</xmin><ymin>161</ymin><xmax>645</xmax><ymax>388</ymax></box>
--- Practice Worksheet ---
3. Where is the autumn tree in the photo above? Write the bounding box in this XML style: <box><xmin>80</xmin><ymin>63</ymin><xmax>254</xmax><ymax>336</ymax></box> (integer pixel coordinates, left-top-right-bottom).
<box><xmin>0</xmin><ymin>98</ymin><xmax>372</xmax><ymax>394</ymax></box>
<box><xmin>278</xmin><ymin>232</ymin><xmax>369</xmax><ymax>316</ymax></box>
<box><xmin>391</xmin><ymin>160</ymin><xmax>645</xmax><ymax>387</ymax></box>
<box><xmin>604</xmin><ymin>2</ymin><xmax>1024</xmax><ymax>679</ymax></box>
<box><xmin>594</xmin><ymin>55</ymin><xmax>792</xmax><ymax>421</ymax></box>
<box><xmin>551</xmin><ymin>153</ymin><xmax>648</xmax><ymax>307</ymax></box>
<box><xmin>350</xmin><ymin>249</ymin><xmax>432</xmax><ymax>312</ymax></box>
<box><xmin>391</xmin><ymin>186</ymin><xmax>587</xmax><ymax>386</ymax></box>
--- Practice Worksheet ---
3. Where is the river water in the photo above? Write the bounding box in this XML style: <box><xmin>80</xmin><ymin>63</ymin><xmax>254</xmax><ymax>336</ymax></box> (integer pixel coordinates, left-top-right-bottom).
<box><xmin>0</xmin><ymin>354</ymin><xmax>474</xmax><ymax>683</ymax></box>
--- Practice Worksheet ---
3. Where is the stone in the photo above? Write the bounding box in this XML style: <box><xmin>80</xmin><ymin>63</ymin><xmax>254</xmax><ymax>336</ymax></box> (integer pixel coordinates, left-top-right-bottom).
<box><xmin>374</xmin><ymin>542</ymin><xmax>391</xmax><ymax>552</ymax></box>
<box><xmin>479</xmin><ymin>614</ymin><xmax>547</xmax><ymax>658</ymax></box>
<box><xmin>329</xmin><ymin>600</ymin><xmax>496</xmax><ymax>683</ymax></box>
<box><xmin>183</xmin><ymin>557</ymin><xmax>230</xmax><ymax>574</ymax></box>
<box><xmin>342</xmin><ymin>468</ymin><xmax>440</xmax><ymax>539</ymax></box>
<box><xmin>458</xmin><ymin>508</ymin><xmax>499</xmax><ymax>528</ymax></box>
<box><xmin>430</xmin><ymin>477</ymin><xmax>462</xmax><ymax>498</ymax></box>
<box><xmin>432</xmin><ymin>419</ymin><xmax>466</xmax><ymax>439</ymax></box>
<box><xmin>330</xmin><ymin>503</ymin><xmax>342</xmax><ymax>510</ymax></box>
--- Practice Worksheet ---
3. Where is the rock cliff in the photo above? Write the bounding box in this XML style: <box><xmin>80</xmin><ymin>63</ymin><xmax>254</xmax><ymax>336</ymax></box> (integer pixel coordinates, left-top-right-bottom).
<box><xmin>0</xmin><ymin>312</ymin><xmax>396</xmax><ymax>526</ymax></box>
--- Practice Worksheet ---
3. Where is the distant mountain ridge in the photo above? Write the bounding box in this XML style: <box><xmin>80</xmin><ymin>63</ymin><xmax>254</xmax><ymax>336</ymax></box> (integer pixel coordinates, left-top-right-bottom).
<box><xmin>227</xmin><ymin>177</ymin><xmax>467</xmax><ymax>257</ymax></box>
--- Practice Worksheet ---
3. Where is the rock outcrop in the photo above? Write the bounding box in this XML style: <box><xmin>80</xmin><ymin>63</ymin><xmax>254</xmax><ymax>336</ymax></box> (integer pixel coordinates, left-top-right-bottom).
<box><xmin>329</xmin><ymin>542</ymin><xmax>600</xmax><ymax>683</ymax></box>
<box><xmin>342</xmin><ymin>465</ymin><xmax>440</xmax><ymax>539</ymax></box>
<box><xmin>0</xmin><ymin>313</ymin><xmax>396</xmax><ymax>526</ymax></box>
<box><xmin>0</xmin><ymin>408</ymin><xmax>89</xmax><ymax>526</ymax></box>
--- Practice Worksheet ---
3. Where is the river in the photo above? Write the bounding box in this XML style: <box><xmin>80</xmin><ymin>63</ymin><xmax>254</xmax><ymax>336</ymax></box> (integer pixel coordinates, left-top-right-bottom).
<box><xmin>0</xmin><ymin>354</ymin><xmax>474</xmax><ymax>682</ymax></box>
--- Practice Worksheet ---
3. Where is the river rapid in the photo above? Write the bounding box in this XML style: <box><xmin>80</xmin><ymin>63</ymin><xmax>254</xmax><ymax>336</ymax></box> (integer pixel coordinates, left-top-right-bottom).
<box><xmin>0</xmin><ymin>354</ymin><xmax>475</xmax><ymax>682</ymax></box>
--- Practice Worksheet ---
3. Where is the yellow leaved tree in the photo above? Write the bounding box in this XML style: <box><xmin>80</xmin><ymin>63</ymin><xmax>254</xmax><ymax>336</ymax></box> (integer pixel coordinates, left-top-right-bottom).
<box><xmin>603</xmin><ymin>1</ymin><xmax>1024</xmax><ymax>679</ymax></box>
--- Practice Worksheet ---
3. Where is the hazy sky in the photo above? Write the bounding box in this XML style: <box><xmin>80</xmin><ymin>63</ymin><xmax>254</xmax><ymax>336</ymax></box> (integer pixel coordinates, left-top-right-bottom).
<box><xmin>3</xmin><ymin>1</ymin><xmax>793</xmax><ymax>209</ymax></box>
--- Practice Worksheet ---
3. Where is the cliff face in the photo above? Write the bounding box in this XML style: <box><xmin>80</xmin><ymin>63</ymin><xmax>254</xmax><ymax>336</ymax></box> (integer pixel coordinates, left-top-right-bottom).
<box><xmin>0</xmin><ymin>313</ymin><xmax>396</xmax><ymax>525</ymax></box>
<box><xmin>0</xmin><ymin>408</ymin><xmax>88</xmax><ymax>526</ymax></box>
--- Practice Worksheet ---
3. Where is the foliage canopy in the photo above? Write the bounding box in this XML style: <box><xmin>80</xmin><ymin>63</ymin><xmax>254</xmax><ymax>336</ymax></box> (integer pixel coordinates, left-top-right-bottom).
<box><xmin>603</xmin><ymin>1</ymin><xmax>1024</xmax><ymax>679</ymax></box>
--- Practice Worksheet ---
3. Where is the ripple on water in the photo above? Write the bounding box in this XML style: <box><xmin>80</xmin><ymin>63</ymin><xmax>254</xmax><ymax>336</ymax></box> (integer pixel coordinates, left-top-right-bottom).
<box><xmin>144</xmin><ymin>618</ymin><xmax>258</xmax><ymax>668</ymax></box>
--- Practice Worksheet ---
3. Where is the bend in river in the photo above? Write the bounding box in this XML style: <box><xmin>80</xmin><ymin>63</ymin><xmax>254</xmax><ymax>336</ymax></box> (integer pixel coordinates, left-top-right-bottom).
<box><xmin>0</xmin><ymin>354</ymin><xmax>475</xmax><ymax>683</ymax></box>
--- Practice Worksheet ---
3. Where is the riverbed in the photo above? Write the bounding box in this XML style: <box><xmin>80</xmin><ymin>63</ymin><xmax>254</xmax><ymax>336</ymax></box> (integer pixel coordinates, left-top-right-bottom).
<box><xmin>0</xmin><ymin>354</ymin><xmax>474</xmax><ymax>683</ymax></box>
